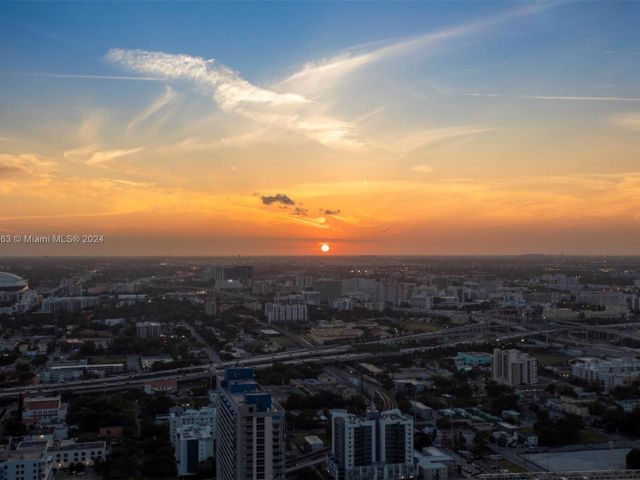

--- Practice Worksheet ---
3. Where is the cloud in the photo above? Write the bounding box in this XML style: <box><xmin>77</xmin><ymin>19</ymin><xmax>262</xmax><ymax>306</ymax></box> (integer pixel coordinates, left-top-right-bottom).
<box><xmin>0</xmin><ymin>153</ymin><xmax>55</xmax><ymax>177</ymax></box>
<box><xmin>522</xmin><ymin>95</ymin><xmax>640</xmax><ymax>102</ymax></box>
<box><xmin>293</xmin><ymin>207</ymin><xmax>309</xmax><ymax>216</ymax></box>
<box><xmin>382</xmin><ymin>125</ymin><xmax>498</xmax><ymax>154</ymax></box>
<box><xmin>465</xmin><ymin>92</ymin><xmax>640</xmax><ymax>102</ymax></box>
<box><xmin>106</xmin><ymin>48</ymin><xmax>308</xmax><ymax>109</ymax></box>
<box><xmin>127</xmin><ymin>85</ymin><xmax>176</xmax><ymax>132</ymax></box>
<box><xmin>106</xmin><ymin>48</ymin><xmax>364</xmax><ymax>151</ymax></box>
<box><xmin>278</xmin><ymin>3</ymin><xmax>554</xmax><ymax>95</ymax></box>
<box><xmin>411</xmin><ymin>164</ymin><xmax>433</xmax><ymax>173</ymax></box>
<box><xmin>609</xmin><ymin>112</ymin><xmax>640</xmax><ymax>132</ymax></box>
<box><xmin>322</xmin><ymin>209</ymin><xmax>341</xmax><ymax>215</ymax></box>
<box><xmin>260</xmin><ymin>194</ymin><xmax>295</xmax><ymax>206</ymax></box>
<box><xmin>64</xmin><ymin>145</ymin><xmax>143</xmax><ymax>166</ymax></box>
<box><xmin>11</xmin><ymin>71</ymin><xmax>161</xmax><ymax>82</ymax></box>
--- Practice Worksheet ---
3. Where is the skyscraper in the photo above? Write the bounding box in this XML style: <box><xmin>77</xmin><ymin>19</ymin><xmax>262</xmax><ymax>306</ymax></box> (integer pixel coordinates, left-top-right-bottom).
<box><xmin>216</xmin><ymin>368</ymin><xmax>285</xmax><ymax>480</ymax></box>
<box><xmin>492</xmin><ymin>348</ymin><xmax>538</xmax><ymax>386</ymax></box>
<box><xmin>329</xmin><ymin>409</ymin><xmax>415</xmax><ymax>480</ymax></box>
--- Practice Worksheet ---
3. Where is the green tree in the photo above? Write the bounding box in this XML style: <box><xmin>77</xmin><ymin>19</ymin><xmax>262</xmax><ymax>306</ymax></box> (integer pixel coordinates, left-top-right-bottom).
<box><xmin>627</xmin><ymin>448</ymin><xmax>640</xmax><ymax>469</ymax></box>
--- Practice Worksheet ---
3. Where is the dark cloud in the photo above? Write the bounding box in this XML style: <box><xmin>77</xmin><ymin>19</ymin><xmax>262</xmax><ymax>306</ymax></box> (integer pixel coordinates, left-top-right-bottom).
<box><xmin>292</xmin><ymin>207</ymin><xmax>309</xmax><ymax>216</ymax></box>
<box><xmin>322</xmin><ymin>209</ymin><xmax>341</xmax><ymax>215</ymax></box>
<box><xmin>261</xmin><ymin>194</ymin><xmax>295</xmax><ymax>206</ymax></box>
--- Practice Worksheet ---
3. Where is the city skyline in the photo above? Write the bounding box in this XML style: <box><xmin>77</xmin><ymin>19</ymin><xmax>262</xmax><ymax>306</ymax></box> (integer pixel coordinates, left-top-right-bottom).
<box><xmin>2</xmin><ymin>2</ymin><xmax>640</xmax><ymax>255</ymax></box>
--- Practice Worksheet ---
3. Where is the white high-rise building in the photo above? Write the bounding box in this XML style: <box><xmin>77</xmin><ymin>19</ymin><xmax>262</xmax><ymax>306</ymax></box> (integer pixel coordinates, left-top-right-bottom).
<box><xmin>492</xmin><ymin>349</ymin><xmax>538</xmax><ymax>386</ymax></box>
<box><xmin>264</xmin><ymin>303</ymin><xmax>307</xmax><ymax>323</ymax></box>
<box><xmin>169</xmin><ymin>407</ymin><xmax>216</xmax><ymax>444</ymax></box>
<box><xmin>216</xmin><ymin>368</ymin><xmax>285</xmax><ymax>480</ymax></box>
<box><xmin>328</xmin><ymin>409</ymin><xmax>415</xmax><ymax>480</ymax></box>
<box><xmin>174</xmin><ymin>426</ymin><xmax>215</xmax><ymax>476</ymax></box>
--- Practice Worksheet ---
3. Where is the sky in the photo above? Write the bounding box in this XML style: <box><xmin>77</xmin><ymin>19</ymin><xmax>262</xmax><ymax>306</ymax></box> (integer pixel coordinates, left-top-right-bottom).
<box><xmin>1</xmin><ymin>1</ymin><xmax>640</xmax><ymax>256</ymax></box>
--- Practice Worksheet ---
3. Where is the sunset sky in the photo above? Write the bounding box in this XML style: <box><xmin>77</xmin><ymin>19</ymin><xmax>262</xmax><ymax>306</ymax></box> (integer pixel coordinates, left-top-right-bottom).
<box><xmin>1</xmin><ymin>2</ymin><xmax>640</xmax><ymax>255</ymax></box>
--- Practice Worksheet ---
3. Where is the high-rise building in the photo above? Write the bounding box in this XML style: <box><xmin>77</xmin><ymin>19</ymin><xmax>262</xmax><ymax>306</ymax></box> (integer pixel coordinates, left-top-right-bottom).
<box><xmin>264</xmin><ymin>302</ymin><xmax>307</xmax><ymax>323</ymax></box>
<box><xmin>205</xmin><ymin>298</ymin><xmax>217</xmax><ymax>317</ymax></box>
<box><xmin>216</xmin><ymin>368</ymin><xmax>285</xmax><ymax>480</ymax></box>
<box><xmin>328</xmin><ymin>409</ymin><xmax>415</xmax><ymax>480</ymax></box>
<box><xmin>174</xmin><ymin>426</ymin><xmax>215</xmax><ymax>476</ymax></box>
<box><xmin>492</xmin><ymin>349</ymin><xmax>538</xmax><ymax>386</ymax></box>
<box><xmin>169</xmin><ymin>407</ymin><xmax>217</xmax><ymax>444</ymax></box>
<box><xmin>296</xmin><ymin>275</ymin><xmax>313</xmax><ymax>289</ymax></box>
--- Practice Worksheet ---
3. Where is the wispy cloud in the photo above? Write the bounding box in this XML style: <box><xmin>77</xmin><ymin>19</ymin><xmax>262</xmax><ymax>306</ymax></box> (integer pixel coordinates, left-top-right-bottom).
<box><xmin>0</xmin><ymin>153</ymin><xmax>55</xmax><ymax>177</ymax></box>
<box><xmin>381</xmin><ymin>125</ymin><xmax>498</xmax><ymax>154</ymax></box>
<box><xmin>278</xmin><ymin>3</ymin><xmax>555</xmax><ymax>95</ymax></box>
<box><xmin>106</xmin><ymin>48</ymin><xmax>364</xmax><ymax>151</ymax></box>
<box><xmin>411</xmin><ymin>164</ymin><xmax>433</xmax><ymax>173</ymax></box>
<box><xmin>64</xmin><ymin>144</ymin><xmax>143</xmax><ymax>166</ymax></box>
<box><xmin>609</xmin><ymin>112</ymin><xmax>640</xmax><ymax>132</ymax></box>
<box><xmin>465</xmin><ymin>92</ymin><xmax>640</xmax><ymax>102</ymax></box>
<box><xmin>127</xmin><ymin>85</ymin><xmax>176</xmax><ymax>132</ymax></box>
<box><xmin>11</xmin><ymin>71</ymin><xmax>160</xmax><ymax>81</ymax></box>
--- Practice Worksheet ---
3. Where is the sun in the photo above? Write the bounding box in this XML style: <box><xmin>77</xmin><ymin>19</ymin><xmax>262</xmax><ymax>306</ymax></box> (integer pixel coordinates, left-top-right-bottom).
<box><xmin>320</xmin><ymin>243</ymin><xmax>330</xmax><ymax>253</ymax></box>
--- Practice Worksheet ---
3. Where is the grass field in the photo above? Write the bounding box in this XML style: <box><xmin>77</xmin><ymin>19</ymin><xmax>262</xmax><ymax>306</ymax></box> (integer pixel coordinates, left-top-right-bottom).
<box><xmin>578</xmin><ymin>429</ymin><xmax>609</xmax><ymax>444</ymax></box>
<box><xmin>533</xmin><ymin>352</ymin><xmax>568</xmax><ymax>367</ymax></box>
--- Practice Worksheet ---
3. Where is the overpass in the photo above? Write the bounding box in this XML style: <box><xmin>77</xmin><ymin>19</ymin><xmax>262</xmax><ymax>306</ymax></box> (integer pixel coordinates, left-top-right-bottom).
<box><xmin>0</xmin><ymin>323</ymin><xmax>560</xmax><ymax>400</ymax></box>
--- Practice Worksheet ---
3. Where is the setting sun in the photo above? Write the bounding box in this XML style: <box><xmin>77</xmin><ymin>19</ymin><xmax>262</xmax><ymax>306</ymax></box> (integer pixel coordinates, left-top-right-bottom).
<box><xmin>320</xmin><ymin>243</ymin><xmax>330</xmax><ymax>253</ymax></box>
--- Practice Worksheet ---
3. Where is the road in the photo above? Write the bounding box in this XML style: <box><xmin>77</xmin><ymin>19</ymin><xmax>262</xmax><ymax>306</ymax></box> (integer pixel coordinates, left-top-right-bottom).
<box><xmin>180</xmin><ymin>320</ymin><xmax>221</xmax><ymax>363</ymax></box>
<box><xmin>0</xmin><ymin>322</ymin><xmax>558</xmax><ymax>400</ymax></box>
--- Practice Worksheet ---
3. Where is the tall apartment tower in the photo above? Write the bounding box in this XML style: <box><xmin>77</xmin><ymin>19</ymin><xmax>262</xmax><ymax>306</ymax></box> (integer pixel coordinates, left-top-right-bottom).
<box><xmin>492</xmin><ymin>348</ymin><xmax>538</xmax><ymax>386</ymax></box>
<box><xmin>329</xmin><ymin>409</ymin><xmax>415</xmax><ymax>480</ymax></box>
<box><xmin>216</xmin><ymin>368</ymin><xmax>285</xmax><ymax>480</ymax></box>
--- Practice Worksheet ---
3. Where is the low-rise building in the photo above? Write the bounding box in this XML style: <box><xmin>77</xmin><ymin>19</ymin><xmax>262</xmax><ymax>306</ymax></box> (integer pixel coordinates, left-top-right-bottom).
<box><xmin>22</xmin><ymin>396</ymin><xmax>68</xmax><ymax>426</ymax></box>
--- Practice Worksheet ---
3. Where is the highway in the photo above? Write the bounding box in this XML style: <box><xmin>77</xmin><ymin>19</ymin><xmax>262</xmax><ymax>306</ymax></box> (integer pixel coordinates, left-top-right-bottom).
<box><xmin>0</xmin><ymin>321</ymin><xmax>558</xmax><ymax>400</ymax></box>
<box><xmin>285</xmin><ymin>448</ymin><xmax>329</xmax><ymax>475</ymax></box>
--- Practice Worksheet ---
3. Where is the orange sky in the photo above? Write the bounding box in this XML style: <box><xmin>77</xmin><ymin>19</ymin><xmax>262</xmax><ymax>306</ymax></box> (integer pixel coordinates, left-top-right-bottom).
<box><xmin>2</xmin><ymin>3</ymin><xmax>640</xmax><ymax>255</ymax></box>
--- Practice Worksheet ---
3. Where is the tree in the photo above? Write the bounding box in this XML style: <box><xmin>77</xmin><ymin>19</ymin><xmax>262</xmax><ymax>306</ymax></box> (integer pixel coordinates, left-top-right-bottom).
<box><xmin>627</xmin><ymin>448</ymin><xmax>640</xmax><ymax>469</ymax></box>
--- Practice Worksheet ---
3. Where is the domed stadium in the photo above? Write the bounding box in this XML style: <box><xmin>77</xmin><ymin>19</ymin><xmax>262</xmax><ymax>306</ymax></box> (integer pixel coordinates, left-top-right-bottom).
<box><xmin>0</xmin><ymin>272</ymin><xmax>28</xmax><ymax>292</ymax></box>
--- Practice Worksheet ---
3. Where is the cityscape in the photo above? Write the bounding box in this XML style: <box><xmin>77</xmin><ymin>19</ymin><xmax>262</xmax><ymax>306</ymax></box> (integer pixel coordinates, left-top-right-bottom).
<box><xmin>2</xmin><ymin>1</ymin><xmax>640</xmax><ymax>480</ymax></box>
<box><xmin>0</xmin><ymin>256</ymin><xmax>640</xmax><ymax>479</ymax></box>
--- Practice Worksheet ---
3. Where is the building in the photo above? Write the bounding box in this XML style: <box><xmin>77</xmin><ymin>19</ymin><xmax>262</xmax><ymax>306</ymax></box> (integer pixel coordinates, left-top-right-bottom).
<box><xmin>205</xmin><ymin>299</ymin><xmax>217</xmax><ymax>317</ymax></box>
<box><xmin>409</xmin><ymin>401</ymin><xmax>435</xmax><ymax>421</ymax></box>
<box><xmin>296</xmin><ymin>275</ymin><xmax>313</xmax><ymax>289</ymax></box>
<box><xmin>174</xmin><ymin>426</ymin><xmax>215</xmax><ymax>476</ymax></box>
<box><xmin>169</xmin><ymin>407</ymin><xmax>217</xmax><ymax>476</ymax></box>
<box><xmin>136</xmin><ymin>321</ymin><xmax>162</xmax><ymax>338</ymax></box>
<box><xmin>313</xmin><ymin>279</ymin><xmax>342</xmax><ymax>303</ymax></box>
<box><xmin>414</xmin><ymin>447</ymin><xmax>454</xmax><ymax>480</ymax></box>
<box><xmin>203</xmin><ymin>265</ymin><xmax>253</xmax><ymax>283</ymax></box>
<box><xmin>22</xmin><ymin>396</ymin><xmax>68</xmax><ymax>425</ymax></box>
<box><xmin>571</xmin><ymin>357</ymin><xmax>640</xmax><ymax>391</ymax></box>
<box><xmin>492</xmin><ymin>349</ymin><xmax>538</xmax><ymax>386</ymax></box>
<box><xmin>169</xmin><ymin>407</ymin><xmax>217</xmax><ymax>444</ymax></box>
<box><xmin>304</xmin><ymin>435</ymin><xmax>325</xmax><ymax>452</ymax></box>
<box><xmin>49</xmin><ymin>440</ymin><xmax>106</xmax><ymax>468</ymax></box>
<box><xmin>264</xmin><ymin>302</ymin><xmax>308</xmax><ymax>323</ymax></box>
<box><xmin>455</xmin><ymin>352</ymin><xmax>492</xmax><ymax>370</ymax></box>
<box><xmin>307</xmin><ymin>325</ymin><xmax>364</xmax><ymax>345</ymax></box>
<box><xmin>328</xmin><ymin>409</ymin><xmax>415</xmax><ymax>480</ymax></box>
<box><xmin>144</xmin><ymin>379</ymin><xmax>178</xmax><ymax>394</ymax></box>
<box><xmin>0</xmin><ymin>451</ymin><xmax>53</xmax><ymax>480</ymax></box>
<box><xmin>41</xmin><ymin>296</ymin><xmax>99</xmax><ymax>313</ymax></box>
<box><xmin>0</xmin><ymin>272</ymin><xmax>28</xmax><ymax>292</ymax></box>
<box><xmin>216</xmin><ymin>368</ymin><xmax>285</xmax><ymax>480</ymax></box>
